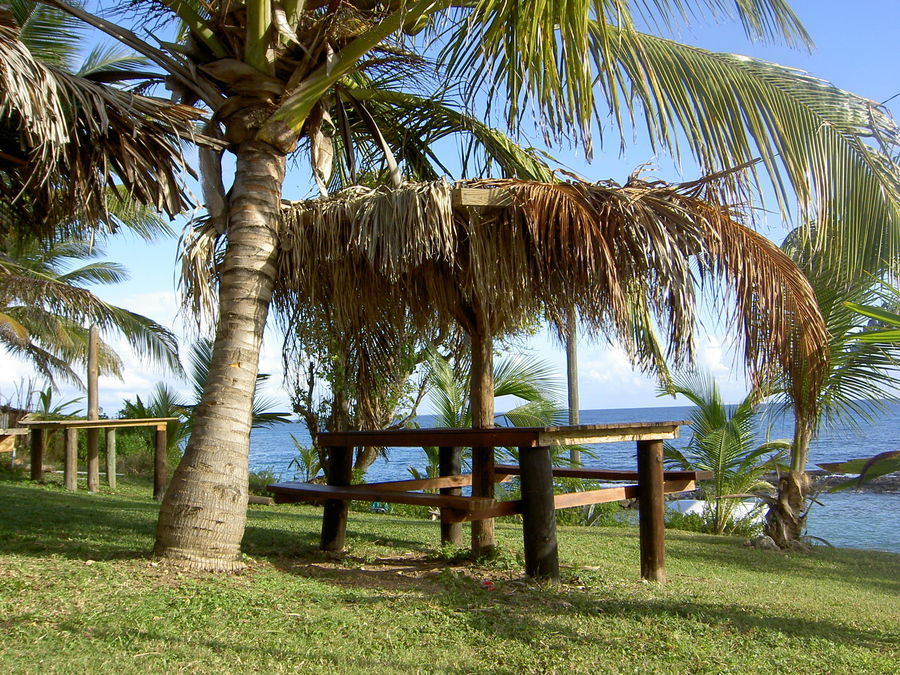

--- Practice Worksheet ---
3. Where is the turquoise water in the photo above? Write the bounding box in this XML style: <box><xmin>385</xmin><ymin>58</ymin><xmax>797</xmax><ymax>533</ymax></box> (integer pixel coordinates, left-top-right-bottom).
<box><xmin>249</xmin><ymin>403</ymin><xmax>900</xmax><ymax>553</ymax></box>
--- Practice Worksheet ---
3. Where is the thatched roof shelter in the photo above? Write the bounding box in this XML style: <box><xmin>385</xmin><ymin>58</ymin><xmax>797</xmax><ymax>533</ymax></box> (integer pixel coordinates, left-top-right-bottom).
<box><xmin>184</xmin><ymin>172</ymin><xmax>828</xmax><ymax>554</ymax></box>
<box><xmin>268</xmin><ymin>176</ymin><xmax>826</xmax><ymax>415</ymax></box>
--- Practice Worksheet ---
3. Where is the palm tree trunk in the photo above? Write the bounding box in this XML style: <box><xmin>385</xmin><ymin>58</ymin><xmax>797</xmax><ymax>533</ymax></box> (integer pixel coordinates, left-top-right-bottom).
<box><xmin>765</xmin><ymin>415</ymin><xmax>813</xmax><ymax>547</ymax></box>
<box><xmin>154</xmin><ymin>140</ymin><xmax>285</xmax><ymax>571</ymax></box>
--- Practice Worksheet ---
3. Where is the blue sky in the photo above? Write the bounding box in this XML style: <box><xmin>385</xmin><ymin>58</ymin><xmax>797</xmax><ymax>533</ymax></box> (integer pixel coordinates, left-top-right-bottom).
<box><xmin>2</xmin><ymin>1</ymin><xmax>898</xmax><ymax>416</ymax></box>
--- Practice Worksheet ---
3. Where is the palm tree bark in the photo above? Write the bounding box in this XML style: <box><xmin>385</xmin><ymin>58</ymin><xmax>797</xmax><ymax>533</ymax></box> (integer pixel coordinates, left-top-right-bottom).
<box><xmin>765</xmin><ymin>416</ymin><xmax>813</xmax><ymax>547</ymax></box>
<box><xmin>154</xmin><ymin>140</ymin><xmax>285</xmax><ymax>571</ymax></box>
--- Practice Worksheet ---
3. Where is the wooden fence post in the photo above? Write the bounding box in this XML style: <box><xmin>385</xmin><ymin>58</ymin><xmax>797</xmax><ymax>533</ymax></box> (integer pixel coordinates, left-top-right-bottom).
<box><xmin>321</xmin><ymin>445</ymin><xmax>353</xmax><ymax>551</ymax></box>
<box><xmin>439</xmin><ymin>446</ymin><xmax>463</xmax><ymax>546</ymax></box>
<box><xmin>30</xmin><ymin>428</ymin><xmax>44</xmax><ymax>482</ymax></box>
<box><xmin>86</xmin><ymin>325</ymin><xmax>100</xmax><ymax>492</ymax></box>
<box><xmin>153</xmin><ymin>424</ymin><xmax>167</xmax><ymax>501</ymax></box>
<box><xmin>64</xmin><ymin>428</ymin><xmax>78</xmax><ymax>491</ymax></box>
<box><xmin>519</xmin><ymin>445</ymin><xmax>560</xmax><ymax>581</ymax></box>
<box><xmin>106</xmin><ymin>428</ymin><xmax>116</xmax><ymax>490</ymax></box>
<box><xmin>637</xmin><ymin>439</ymin><xmax>666</xmax><ymax>583</ymax></box>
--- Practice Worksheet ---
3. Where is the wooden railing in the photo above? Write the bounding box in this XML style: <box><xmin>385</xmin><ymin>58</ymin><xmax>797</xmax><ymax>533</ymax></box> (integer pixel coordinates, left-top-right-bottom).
<box><xmin>19</xmin><ymin>418</ymin><xmax>179</xmax><ymax>501</ymax></box>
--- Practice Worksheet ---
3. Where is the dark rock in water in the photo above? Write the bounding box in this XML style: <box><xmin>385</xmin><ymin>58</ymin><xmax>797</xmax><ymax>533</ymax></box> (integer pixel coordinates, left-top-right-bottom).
<box><xmin>810</xmin><ymin>472</ymin><xmax>900</xmax><ymax>494</ymax></box>
<box><xmin>762</xmin><ymin>471</ymin><xmax>900</xmax><ymax>494</ymax></box>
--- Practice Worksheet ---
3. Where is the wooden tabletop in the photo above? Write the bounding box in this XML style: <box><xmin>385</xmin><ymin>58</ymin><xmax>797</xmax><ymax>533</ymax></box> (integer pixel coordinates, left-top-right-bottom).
<box><xmin>317</xmin><ymin>421</ymin><xmax>689</xmax><ymax>448</ymax></box>
<box><xmin>18</xmin><ymin>417</ymin><xmax>179</xmax><ymax>430</ymax></box>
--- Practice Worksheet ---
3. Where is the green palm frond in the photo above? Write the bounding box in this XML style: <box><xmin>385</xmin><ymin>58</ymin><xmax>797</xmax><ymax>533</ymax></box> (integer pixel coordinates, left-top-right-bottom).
<box><xmin>426</xmin><ymin>350</ymin><xmax>564</xmax><ymax>428</ymax></box>
<box><xmin>9</xmin><ymin>0</ymin><xmax>81</xmax><ymax>68</ymax></box>
<box><xmin>497</xmin><ymin>399</ymin><xmax>565</xmax><ymax>428</ymax></box>
<box><xmin>602</xmin><ymin>31</ymin><xmax>900</xmax><ymax>275</ymax></box>
<box><xmin>75</xmin><ymin>43</ymin><xmax>153</xmax><ymax>80</ymax></box>
<box><xmin>440</xmin><ymin>0</ymin><xmax>811</xmax><ymax>151</ymax></box>
<box><xmin>0</xmin><ymin>234</ymin><xmax>183</xmax><ymax>380</ymax></box>
<box><xmin>493</xmin><ymin>354</ymin><xmax>564</xmax><ymax>404</ymax></box>
<box><xmin>344</xmin><ymin>85</ymin><xmax>555</xmax><ymax>182</ymax></box>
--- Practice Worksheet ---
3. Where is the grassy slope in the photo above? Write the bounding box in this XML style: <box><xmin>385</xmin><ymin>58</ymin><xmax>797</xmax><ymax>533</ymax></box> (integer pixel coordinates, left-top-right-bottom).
<box><xmin>0</xmin><ymin>477</ymin><xmax>897</xmax><ymax>674</ymax></box>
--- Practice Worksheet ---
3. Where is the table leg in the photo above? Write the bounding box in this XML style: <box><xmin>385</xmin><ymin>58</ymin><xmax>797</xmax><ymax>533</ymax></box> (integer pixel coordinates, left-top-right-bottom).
<box><xmin>321</xmin><ymin>445</ymin><xmax>353</xmax><ymax>551</ymax></box>
<box><xmin>637</xmin><ymin>439</ymin><xmax>666</xmax><ymax>582</ymax></box>
<box><xmin>471</xmin><ymin>445</ymin><xmax>496</xmax><ymax>557</ymax></box>
<box><xmin>106</xmin><ymin>429</ymin><xmax>116</xmax><ymax>490</ymax></box>
<box><xmin>519</xmin><ymin>445</ymin><xmax>560</xmax><ymax>581</ymax></box>
<box><xmin>64</xmin><ymin>428</ymin><xmax>78</xmax><ymax>491</ymax></box>
<box><xmin>87</xmin><ymin>428</ymin><xmax>100</xmax><ymax>492</ymax></box>
<box><xmin>439</xmin><ymin>446</ymin><xmax>462</xmax><ymax>546</ymax></box>
<box><xmin>30</xmin><ymin>429</ymin><xmax>43</xmax><ymax>482</ymax></box>
<box><xmin>154</xmin><ymin>425</ymin><xmax>167</xmax><ymax>501</ymax></box>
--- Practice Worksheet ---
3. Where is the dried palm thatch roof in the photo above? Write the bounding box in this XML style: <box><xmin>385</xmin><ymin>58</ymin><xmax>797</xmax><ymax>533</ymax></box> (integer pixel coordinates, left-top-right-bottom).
<box><xmin>259</xmin><ymin>175</ymin><xmax>827</xmax><ymax>418</ymax></box>
<box><xmin>0</xmin><ymin>9</ymin><xmax>202</xmax><ymax>235</ymax></box>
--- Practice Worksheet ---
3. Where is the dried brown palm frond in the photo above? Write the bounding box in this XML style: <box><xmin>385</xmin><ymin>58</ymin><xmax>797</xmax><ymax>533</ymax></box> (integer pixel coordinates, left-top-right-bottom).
<box><xmin>0</xmin><ymin>13</ymin><xmax>202</xmax><ymax>235</ymax></box>
<box><xmin>215</xmin><ymin>175</ymin><xmax>824</xmax><ymax>415</ymax></box>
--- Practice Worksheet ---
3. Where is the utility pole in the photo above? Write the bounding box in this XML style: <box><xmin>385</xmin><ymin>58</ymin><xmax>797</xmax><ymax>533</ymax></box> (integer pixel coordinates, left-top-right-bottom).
<box><xmin>566</xmin><ymin>313</ymin><xmax>580</xmax><ymax>466</ymax></box>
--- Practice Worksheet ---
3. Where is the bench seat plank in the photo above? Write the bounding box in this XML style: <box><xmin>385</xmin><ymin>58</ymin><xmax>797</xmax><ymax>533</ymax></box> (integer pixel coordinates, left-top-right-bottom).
<box><xmin>494</xmin><ymin>464</ymin><xmax>713</xmax><ymax>482</ymax></box>
<box><xmin>455</xmin><ymin>478</ymin><xmax>698</xmax><ymax>522</ymax></box>
<box><xmin>267</xmin><ymin>481</ymin><xmax>494</xmax><ymax>513</ymax></box>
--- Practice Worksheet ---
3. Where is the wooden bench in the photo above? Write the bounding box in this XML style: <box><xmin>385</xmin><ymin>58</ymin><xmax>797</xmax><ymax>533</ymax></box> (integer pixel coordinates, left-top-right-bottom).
<box><xmin>269</xmin><ymin>481</ymin><xmax>496</xmax><ymax>521</ymax></box>
<box><xmin>271</xmin><ymin>422</ymin><xmax>701</xmax><ymax>583</ymax></box>
<box><xmin>270</xmin><ymin>466</ymin><xmax>711</xmax><ymax>521</ymax></box>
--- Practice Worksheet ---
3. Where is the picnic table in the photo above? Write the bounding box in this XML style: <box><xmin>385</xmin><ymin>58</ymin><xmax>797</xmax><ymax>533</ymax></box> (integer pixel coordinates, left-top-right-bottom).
<box><xmin>269</xmin><ymin>422</ymin><xmax>710</xmax><ymax>582</ymax></box>
<box><xmin>19</xmin><ymin>417</ymin><xmax>179</xmax><ymax>500</ymax></box>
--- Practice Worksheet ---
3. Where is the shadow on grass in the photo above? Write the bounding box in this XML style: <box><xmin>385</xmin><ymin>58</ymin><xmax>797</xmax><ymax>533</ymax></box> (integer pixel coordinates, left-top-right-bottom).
<box><xmin>0</xmin><ymin>483</ymin><xmax>158</xmax><ymax>560</ymax></box>
<box><xmin>242</xmin><ymin>510</ymin><xmax>443</xmax><ymax>562</ymax></box>
<box><xmin>264</xmin><ymin>549</ymin><xmax>898</xmax><ymax>654</ymax></box>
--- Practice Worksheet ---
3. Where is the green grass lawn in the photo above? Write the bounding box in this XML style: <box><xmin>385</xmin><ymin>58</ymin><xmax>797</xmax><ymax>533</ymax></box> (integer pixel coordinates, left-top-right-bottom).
<box><xmin>1</xmin><ymin>475</ymin><xmax>897</xmax><ymax>674</ymax></box>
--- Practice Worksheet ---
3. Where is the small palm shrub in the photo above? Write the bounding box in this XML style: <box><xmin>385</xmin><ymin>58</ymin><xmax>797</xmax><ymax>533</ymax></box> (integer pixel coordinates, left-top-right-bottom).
<box><xmin>248</xmin><ymin>468</ymin><xmax>280</xmax><ymax>496</ymax></box>
<box><xmin>662</xmin><ymin>371</ymin><xmax>787</xmax><ymax>535</ymax></box>
<box><xmin>287</xmin><ymin>434</ymin><xmax>323</xmax><ymax>482</ymax></box>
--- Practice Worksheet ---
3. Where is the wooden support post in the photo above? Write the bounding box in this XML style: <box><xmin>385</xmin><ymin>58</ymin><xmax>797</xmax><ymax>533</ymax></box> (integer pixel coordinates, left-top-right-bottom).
<box><xmin>153</xmin><ymin>425</ymin><xmax>167</xmax><ymax>501</ymax></box>
<box><xmin>86</xmin><ymin>428</ymin><xmax>100</xmax><ymax>491</ymax></box>
<box><xmin>565</xmin><ymin>313</ymin><xmax>581</xmax><ymax>466</ymax></box>
<box><xmin>64</xmin><ymin>428</ymin><xmax>78</xmax><ymax>491</ymax></box>
<box><xmin>30</xmin><ymin>428</ymin><xmax>44</xmax><ymax>481</ymax></box>
<box><xmin>86</xmin><ymin>325</ymin><xmax>100</xmax><ymax>492</ymax></box>
<box><xmin>106</xmin><ymin>428</ymin><xmax>116</xmax><ymax>490</ymax></box>
<box><xmin>469</xmin><ymin>320</ymin><xmax>496</xmax><ymax>557</ymax></box>
<box><xmin>637</xmin><ymin>439</ymin><xmax>666</xmax><ymax>583</ymax></box>
<box><xmin>439</xmin><ymin>446</ymin><xmax>463</xmax><ymax>546</ymax></box>
<box><xmin>519</xmin><ymin>445</ymin><xmax>560</xmax><ymax>581</ymax></box>
<box><xmin>321</xmin><ymin>445</ymin><xmax>353</xmax><ymax>551</ymax></box>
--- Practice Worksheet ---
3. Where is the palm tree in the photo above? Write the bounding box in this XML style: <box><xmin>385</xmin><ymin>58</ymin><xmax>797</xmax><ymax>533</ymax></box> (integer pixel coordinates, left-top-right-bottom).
<box><xmin>185</xmin><ymin>337</ymin><xmax>291</xmax><ymax>431</ymax></box>
<box><xmin>0</xmin><ymin>233</ymin><xmax>182</xmax><ymax>384</ymax></box>
<box><xmin>663</xmin><ymin>371</ymin><xmax>788</xmax><ymax>535</ymax></box>
<box><xmin>766</xmin><ymin>234</ymin><xmax>900</xmax><ymax>545</ymax></box>
<box><xmin>22</xmin><ymin>1</ymin><xmax>900</xmax><ymax>570</ymax></box>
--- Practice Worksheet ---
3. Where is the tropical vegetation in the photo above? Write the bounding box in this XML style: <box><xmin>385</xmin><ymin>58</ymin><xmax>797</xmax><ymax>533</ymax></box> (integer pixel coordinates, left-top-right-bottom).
<box><xmin>662</xmin><ymin>371</ymin><xmax>787</xmax><ymax>535</ymax></box>
<box><xmin>1</xmin><ymin>1</ymin><xmax>898</xmax><ymax>571</ymax></box>
<box><xmin>765</xmin><ymin>234</ymin><xmax>900</xmax><ymax>544</ymax></box>
<box><xmin>0</xmin><ymin>232</ymin><xmax>181</xmax><ymax>385</ymax></box>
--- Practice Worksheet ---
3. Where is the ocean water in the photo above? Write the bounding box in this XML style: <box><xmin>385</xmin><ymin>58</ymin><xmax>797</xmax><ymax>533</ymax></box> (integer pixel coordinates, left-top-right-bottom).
<box><xmin>249</xmin><ymin>403</ymin><xmax>900</xmax><ymax>553</ymax></box>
